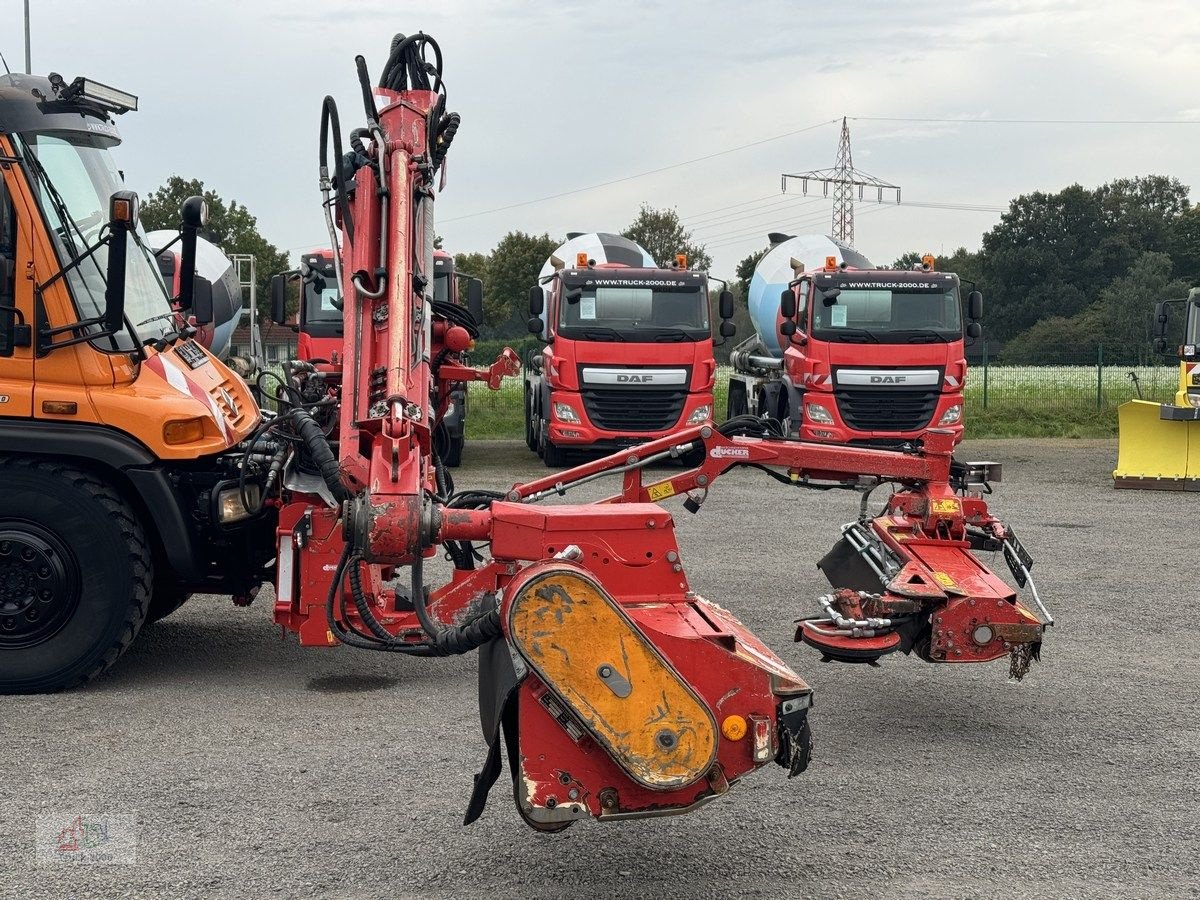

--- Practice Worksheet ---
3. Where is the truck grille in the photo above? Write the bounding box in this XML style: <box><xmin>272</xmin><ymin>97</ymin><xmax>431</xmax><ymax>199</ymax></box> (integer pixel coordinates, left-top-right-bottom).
<box><xmin>834</xmin><ymin>389</ymin><xmax>939</xmax><ymax>432</ymax></box>
<box><xmin>581</xmin><ymin>388</ymin><xmax>687</xmax><ymax>432</ymax></box>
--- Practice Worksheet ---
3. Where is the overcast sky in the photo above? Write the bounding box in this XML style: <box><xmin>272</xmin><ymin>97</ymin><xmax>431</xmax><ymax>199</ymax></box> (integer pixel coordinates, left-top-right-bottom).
<box><xmin>9</xmin><ymin>0</ymin><xmax>1200</xmax><ymax>275</ymax></box>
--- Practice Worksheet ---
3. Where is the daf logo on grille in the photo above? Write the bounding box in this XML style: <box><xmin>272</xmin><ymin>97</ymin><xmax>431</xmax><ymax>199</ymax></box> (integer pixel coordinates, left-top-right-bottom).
<box><xmin>617</xmin><ymin>374</ymin><xmax>653</xmax><ymax>383</ymax></box>
<box><xmin>219</xmin><ymin>388</ymin><xmax>239</xmax><ymax>418</ymax></box>
<box><xmin>870</xmin><ymin>375</ymin><xmax>907</xmax><ymax>384</ymax></box>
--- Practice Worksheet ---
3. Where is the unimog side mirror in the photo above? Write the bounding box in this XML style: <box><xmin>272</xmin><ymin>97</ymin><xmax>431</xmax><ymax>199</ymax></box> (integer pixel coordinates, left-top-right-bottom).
<box><xmin>177</xmin><ymin>195</ymin><xmax>209</xmax><ymax>313</ymax></box>
<box><xmin>967</xmin><ymin>290</ymin><xmax>983</xmax><ymax>321</ymax></box>
<box><xmin>103</xmin><ymin>190</ymin><xmax>140</xmax><ymax>334</ymax></box>
<box><xmin>467</xmin><ymin>278</ymin><xmax>484</xmax><ymax>325</ymax></box>
<box><xmin>191</xmin><ymin>277</ymin><xmax>214</xmax><ymax>326</ymax></box>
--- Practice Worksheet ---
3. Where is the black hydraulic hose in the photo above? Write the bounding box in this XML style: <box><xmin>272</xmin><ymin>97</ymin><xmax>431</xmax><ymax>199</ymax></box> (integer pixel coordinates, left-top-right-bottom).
<box><xmin>354</xmin><ymin>54</ymin><xmax>378</xmax><ymax>123</ymax></box>
<box><xmin>408</xmin><ymin>552</ymin><xmax>501</xmax><ymax>655</ymax></box>
<box><xmin>320</xmin><ymin>95</ymin><xmax>353</xmax><ymax>244</ymax></box>
<box><xmin>291</xmin><ymin>408</ymin><xmax>349</xmax><ymax>503</ymax></box>
<box><xmin>324</xmin><ymin>545</ymin><xmax>438</xmax><ymax>655</ymax></box>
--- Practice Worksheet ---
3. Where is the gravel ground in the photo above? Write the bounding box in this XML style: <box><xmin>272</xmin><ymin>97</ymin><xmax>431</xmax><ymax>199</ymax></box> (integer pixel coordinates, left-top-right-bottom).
<box><xmin>3</xmin><ymin>438</ymin><xmax>1197</xmax><ymax>899</ymax></box>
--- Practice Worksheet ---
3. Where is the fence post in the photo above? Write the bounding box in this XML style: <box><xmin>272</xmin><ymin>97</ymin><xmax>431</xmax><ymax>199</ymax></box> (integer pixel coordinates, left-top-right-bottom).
<box><xmin>982</xmin><ymin>341</ymin><xmax>989</xmax><ymax>409</ymax></box>
<box><xmin>1096</xmin><ymin>343</ymin><xmax>1104</xmax><ymax>409</ymax></box>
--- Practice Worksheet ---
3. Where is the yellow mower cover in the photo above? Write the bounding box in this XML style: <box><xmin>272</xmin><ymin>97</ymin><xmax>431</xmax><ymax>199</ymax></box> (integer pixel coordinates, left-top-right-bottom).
<box><xmin>1114</xmin><ymin>399</ymin><xmax>1200</xmax><ymax>490</ymax></box>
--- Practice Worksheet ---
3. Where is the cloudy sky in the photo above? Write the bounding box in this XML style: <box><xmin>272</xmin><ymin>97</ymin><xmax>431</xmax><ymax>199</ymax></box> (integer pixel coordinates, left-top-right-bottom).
<box><xmin>10</xmin><ymin>0</ymin><xmax>1200</xmax><ymax>275</ymax></box>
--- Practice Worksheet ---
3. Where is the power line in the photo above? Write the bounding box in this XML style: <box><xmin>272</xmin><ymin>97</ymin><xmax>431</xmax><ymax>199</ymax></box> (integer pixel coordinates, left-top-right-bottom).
<box><xmin>688</xmin><ymin>197</ymin><xmax>824</xmax><ymax>232</ymax></box>
<box><xmin>677</xmin><ymin>193</ymin><xmax>784</xmax><ymax>221</ymax></box>
<box><xmin>704</xmin><ymin>202</ymin><xmax>898</xmax><ymax>253</ymax></box>
<box><xmin>438</xmin><ymin>119</ymin><xmax>840</xmax><ymax>224</ymax></box>
<box><xmin>850</xmin><ymin>116</ymin><xmax>1200</xmax><ymax>126</ymax></box>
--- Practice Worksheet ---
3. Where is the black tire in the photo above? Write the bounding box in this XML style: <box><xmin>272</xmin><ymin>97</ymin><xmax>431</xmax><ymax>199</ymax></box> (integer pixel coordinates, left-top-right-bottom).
<box><xmin>444</xmin><ymin>433</ymin><xmax>464</xmax><ymax>468</ymax></box>
<box><xmin>727</xmin><ymin>381</ymin><xmax>749</xmax><ymax>419</ymax></box>
<box><xmin>540</xmin><ymin>423</ymin><xmax>567</xmax><ymax>468</ymax></box>
<box><xmin>145</xmin><ymin>579</ymin><xmax>191</xmax><ymax>624</ymax></box>
<box><xmin>0</xmin><ymin>459</ymin><xmax>151</xmax><ymax>693</ymax></box>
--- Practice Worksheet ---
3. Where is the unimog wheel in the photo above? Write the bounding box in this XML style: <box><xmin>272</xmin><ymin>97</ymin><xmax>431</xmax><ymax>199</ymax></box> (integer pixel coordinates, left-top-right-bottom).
<box><xmin>0</xmin><ymin>459</ymin><xmax>151</xmax><ymax>693</ymax></box>
<box><xmin>145</xmin><ymin>579</ymin><xmax>191</xmax><ymax>624</ymax></box>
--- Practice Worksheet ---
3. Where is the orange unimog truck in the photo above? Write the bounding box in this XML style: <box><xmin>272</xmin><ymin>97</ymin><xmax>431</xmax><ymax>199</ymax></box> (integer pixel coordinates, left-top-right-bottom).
<box><xmin>0</xmin><ymin>73</ymin><xmax>271</xmax><ymax>692</ymax></box>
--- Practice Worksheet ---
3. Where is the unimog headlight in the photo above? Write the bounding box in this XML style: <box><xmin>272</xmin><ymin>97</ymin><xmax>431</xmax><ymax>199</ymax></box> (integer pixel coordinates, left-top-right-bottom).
<box><xmin>216</xmin><ymin>484</ymin><xmax>261</xmax><ymax>523</ymax></box>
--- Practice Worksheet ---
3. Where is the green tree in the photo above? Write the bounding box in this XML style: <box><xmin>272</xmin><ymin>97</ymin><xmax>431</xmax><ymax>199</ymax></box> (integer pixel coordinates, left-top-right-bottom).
<box><xmin>140</xmin><ymin>176</ymin><xmax>290</xmax><ymax>321</ymax></box>
<box><xmin>980</xmin><ymin>176</ymin><xmax>1191</xmax><ymax>340</ymax></box>
<box><xmin>483</xmin><ymin>231</ymin><xmax>560</xmax><ymax>336</ymax></box>
<box><xmin>1168</xmin><ymin>203</ymin><xmax>1200</xmax><ymax>285</ymax></box>
<box><xmin>735</xmin><ymin>248</ymin><xmax>768</xmax><ymax>298</ymax></box>
<box><xmin>622</xmin><ymin>205</ymin><xmax>712</xmax><ymax>270</ymax></box>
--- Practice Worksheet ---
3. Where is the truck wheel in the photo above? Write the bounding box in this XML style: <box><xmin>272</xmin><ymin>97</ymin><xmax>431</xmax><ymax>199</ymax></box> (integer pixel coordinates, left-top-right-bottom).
<box><xmin>445</xmin><ymin>433</ymin><xmax>464</xmax><ymax>468</ymax></box>
<box><xmin>146</xmin><ymin>579</ymin><xmax>191</xmax><ymax>624</ymax></box>
<box><xmin>540</xmin><ymin>423</ymin><xmax>567</xmax><ymax>468</ymax></box>
<box><xmin>0</xmin><ymin>459</ymin><xmax>151</xmax><ymax>693</ymax></box>
<box><xmin>727</xmin><ymin>381</ymin><xmax>749</xmax><ymax>419</ymax></box>
<box><xmin>524</xmin><ymin>388</ymin><xmax>538</xmax><ymax>451</ymax></box>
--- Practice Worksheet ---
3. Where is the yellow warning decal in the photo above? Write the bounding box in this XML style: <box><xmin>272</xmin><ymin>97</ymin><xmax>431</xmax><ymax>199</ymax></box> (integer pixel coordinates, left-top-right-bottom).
<box><xmin>508</xmin><ymin>567</ymin><xmax>717</xmax><ymax>790</ymax></box>
<box><xmin>932</xmin><ymin>571</ymin><xmax>958</xmax><ymax>589</ymax></box>
<box><xmin>647</xmin><ymin>481</ymin><xmax>677</xmax><ymax>501</ymax></box>
<box><xmin>931</xmin><ymin>498</ymin><xmax>961</xmax><ymax>515</ymax></box>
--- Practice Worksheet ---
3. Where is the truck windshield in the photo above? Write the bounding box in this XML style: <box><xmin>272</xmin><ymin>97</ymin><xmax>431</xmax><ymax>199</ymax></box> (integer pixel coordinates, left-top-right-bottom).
<box><xmin>810</xmin><ymin>281</ymin><xmax>962</xmax><ymax>344</ymax></box>
<box><xmin>559</xmin><ymin>283</ymin><xmax>709</xmax><ymax>342</ymax></box>
<box><xmin>303</xmin><ymin>271</ymin><xmax>341</xmax><ymax>324</ymax></box>
<box><xmin>433</xmin><ymin>271</ymin><xmax>450</xmax><ymax>303</ymax></box>
<box><xmin>17</xmin><ymin>132</ymin><xmax>175</xmax><ymax>349</ymax></box>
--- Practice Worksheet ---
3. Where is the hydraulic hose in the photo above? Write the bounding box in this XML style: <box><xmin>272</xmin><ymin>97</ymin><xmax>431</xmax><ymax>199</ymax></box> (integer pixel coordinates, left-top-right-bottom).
<box><xmin>319</xmin><ymin>95</ymin><xmax>352</xmax><ymax>245</ymax></box>
<box><xmin>291</xmin><ymin>407</ymin><xmax>349</xmax><ymax>504</ymax></box>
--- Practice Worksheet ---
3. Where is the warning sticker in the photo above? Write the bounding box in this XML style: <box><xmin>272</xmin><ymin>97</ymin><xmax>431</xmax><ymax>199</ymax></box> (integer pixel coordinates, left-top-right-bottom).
<box><xmin>647</xmin><ymin>482</ymin><xmax>677</xmax><ymax>501</ymax></box>
<box><xmin>931</xmin><ymin>498</ymin><xmax>961</xmax><ymax>515</ymax></box>
<box><xmin>932</xmin><ymin>571</ymin><xmax>958</xmax><ymax>590</ymax></box>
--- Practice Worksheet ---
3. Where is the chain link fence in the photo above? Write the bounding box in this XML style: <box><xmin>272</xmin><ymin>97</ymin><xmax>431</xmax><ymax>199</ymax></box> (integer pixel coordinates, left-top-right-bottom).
<box><xmin>462</xmin><ymin>345</ymin><xmax>1180</xmax><ymax>439</ymax></box>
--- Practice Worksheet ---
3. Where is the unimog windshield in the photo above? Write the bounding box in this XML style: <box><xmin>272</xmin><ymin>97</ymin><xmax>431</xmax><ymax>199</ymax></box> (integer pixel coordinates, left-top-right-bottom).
<box><xmin>16</xmin><ymin>130</ymin><xmax>175</xmax><ymax>349</ymax></box>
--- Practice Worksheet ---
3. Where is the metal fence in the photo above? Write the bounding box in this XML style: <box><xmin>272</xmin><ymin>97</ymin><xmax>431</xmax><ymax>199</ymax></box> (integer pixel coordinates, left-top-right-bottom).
<box><xmin>462</xmin><ymin>345</ymin><xmax>1180</xmax><ymax>438</ymax></box>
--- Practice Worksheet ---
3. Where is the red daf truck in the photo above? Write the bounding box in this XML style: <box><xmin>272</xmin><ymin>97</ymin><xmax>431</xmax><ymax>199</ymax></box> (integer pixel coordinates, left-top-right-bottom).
<box><xmin>524</xmin><ymin>232</ymin><xmax>734</xmax><ymax>466</ymax></box>
<box><xmin>728</xmin><ymin>234</ymin><xmax>982</xmax><ymax>445</ymax></box>
<box><xmin>271</xmin><ymin>247</ymin><xmax>501</xmax><ymax>466</ymax></box>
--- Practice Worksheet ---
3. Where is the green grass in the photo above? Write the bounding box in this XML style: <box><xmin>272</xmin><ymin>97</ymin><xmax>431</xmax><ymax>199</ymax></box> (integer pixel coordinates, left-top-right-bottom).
<box><xmin>461</xmin><ymin>363</ymin><xmax>1178</xmax><ymax>441</ymax></box>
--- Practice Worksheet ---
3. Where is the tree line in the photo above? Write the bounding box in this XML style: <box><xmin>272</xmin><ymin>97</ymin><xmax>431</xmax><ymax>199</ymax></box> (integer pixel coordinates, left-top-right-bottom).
<box><xmin>141</xmin><ymin>172</ymin><xmax>1200</xmax><ymax>363</ymax></box>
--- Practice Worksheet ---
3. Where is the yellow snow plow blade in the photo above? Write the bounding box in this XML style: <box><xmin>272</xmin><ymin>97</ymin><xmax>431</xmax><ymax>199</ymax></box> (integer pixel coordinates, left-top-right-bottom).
<box><xmin>1114</xmin><ymin>400</ymin><xmax>1200</xmax><ymax>490</ymax></box>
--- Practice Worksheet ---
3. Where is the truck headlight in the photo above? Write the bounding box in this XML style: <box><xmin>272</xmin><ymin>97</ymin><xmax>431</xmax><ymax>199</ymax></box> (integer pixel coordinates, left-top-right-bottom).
<box><xmin>804</xmin><ymin>402</ymin><xmax>834</xmax><ymax>425</ymax></box>
<box><xmin>554</xmin><ymin>402</ymin><xmax>581</xmax><ymax>423</ymax></box>
<box><xmin>1187</xmin><ymin>393</ymin><xmax>1200</xmax><ymax>409</ymax></box>
<box><xmin>938</xmin><ymin>404</ymin><xmax>963</xmax><ymax>425</ymax></box>
<box><xmin>686</xmin><ymin>404</ymin><xmax>712</xmax><ymax>425</ymax></box>
<box><xmin>216</xmin><ymin>484</ymin><xmax>261</xmax><ymax>523</ymax></box>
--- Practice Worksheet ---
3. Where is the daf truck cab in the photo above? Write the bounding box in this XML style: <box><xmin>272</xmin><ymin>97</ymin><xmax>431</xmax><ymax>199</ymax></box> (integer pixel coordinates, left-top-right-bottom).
<box><xmin>524</xmin><ymin>232</ymin><xmax>734</xmax><ymax>466</ymax></box>
<box><xmin>729</xmin><ymin>235</ymin><xmax>981</xmax><ymax>446</ymax></box>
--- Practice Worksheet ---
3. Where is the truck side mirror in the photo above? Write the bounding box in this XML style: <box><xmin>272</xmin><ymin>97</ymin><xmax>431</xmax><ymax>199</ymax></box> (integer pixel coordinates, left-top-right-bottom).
<box><xmin>192</xmin><ymin>277</ymin><xmax>214</xmax><ymax>325</ymax></box>
<box><xmin>467</xmin><ymin>278</ymin><xmax>484</xmax><ymax>325</ymax></box>
<box><xmin>176</xmin><ymin>195</ymin><xmax>208</xmax><ymax>312</ymax></box>
<box><xmin>719</xmin><ymin>320</ymin><xmax>735</xmax><ymax>338</ymax></box>
<box><xmin>1153</xmin><ymin>301</ymin><xmax>1168</xmax><ymax>339</ymax></box>
<box><xmin>270</xmin><ymin>273</ymin><xmax>290</xmax><ymax>325</ymax></box>
<box><xmin>718</xmin><ymin>289</ymin><xmax>734</xmax><ymax>320</ymax></box>
<box><xmin>966</xmin><ymin>321</ymin><xmax>982</xmax><ymax>339</ymax></box>
<box><xmin>527</xmin><ymin>315</ymin><xmax>543</xmax><ymax>335</ymax></box>
<box><xmin>779</xmin><ymin>288</ymin><xmax>796</xmax><ymax>319</ymax></box>
<box><xmin>967</xmin><ymin>290</ymin><xmax>983</xmax><ymax>321</ymax></box>
<box><xmin>528</xmin><ymin>284</ymin><xmax>544</xmax><ymax>316</ymax></box>
<box><xmin>780</xmin><ymin>320</ymin><xmax>797</xmax><ymax>337</ymax></box>
<box><xmin>103</xmin><ymin>190</ymin><xmax>140</xmax><ymax>333</ymax></box>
